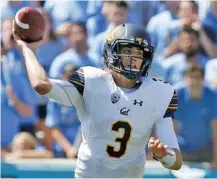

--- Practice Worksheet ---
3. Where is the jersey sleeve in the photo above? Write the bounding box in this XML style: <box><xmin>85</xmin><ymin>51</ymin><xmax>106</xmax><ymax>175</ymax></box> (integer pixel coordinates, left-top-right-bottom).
<box><xmin>155</xmin><ymin>117</ymin><xmax>180</xmax><ymax>150</ymax></box>
<box><xmin>44</xmin><ymin>79</ymin><xmax>83</xmax><ymax>108</ymax></box>
<box><xmin>68</xmin><ymin>68</ymin><xmax>85</xmax><ymax>96</ymax></box>
<box><xmin>163</xmin><ymin>90</ymin><xmax>178</xmax><ymax>118</ymax></box>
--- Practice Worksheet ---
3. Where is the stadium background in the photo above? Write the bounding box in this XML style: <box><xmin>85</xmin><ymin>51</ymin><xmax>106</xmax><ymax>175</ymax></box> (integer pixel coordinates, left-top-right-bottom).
<box><xmin>1</xmin><ymin>0</ymin><xmax>217</xmax><ymax>178</ymax></box>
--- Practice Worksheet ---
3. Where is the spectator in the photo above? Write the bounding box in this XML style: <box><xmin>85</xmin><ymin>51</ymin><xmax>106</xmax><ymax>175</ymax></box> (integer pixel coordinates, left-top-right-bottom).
<box><xmin>165</xmin><ymin>1</ymin><xmax>217</xmax><ymax>58</ymax></box>
<box><xmin>1</xmin><ymin>40</ymin><xmax>20</xmax><ymax>153</ymax></box>
<box><xmin>203</xmin><ymin>1</ymin><xmax>217</xmax><ymax>41</ymax></box>
<box><xmin>174</xmin><ymin>65</ymin><xmax>217</xmax><ymax>169</ymax></box>
<box><xmin>195</xmin><ymin>0</ymin><xmax>210</xmax><ymax>19</ymax></box>
<box><xmin>86</xmin><ymin>1</ymin><xmax>109</xmax><ymax>38</ymax></box>
<box><xmin>36</xmin><ymin>9</ymin><xmax>66</xmax><ymax>74</ymax></box>
<box><xmin>86</xmin><ymin>0</ymin><xmax>103</xmax><ymax>17</ymax></box>
<box><xmin>205</xmin><ymin>58</ymin><xmax>217</xmax><ymax>89</ymax></box>
<box><xmin>202</xmin><ymin>1</ymin><xmax>217</xmax><ymax>57</ymax></box>
<box><xmin>5</xmin><ymin>132</ymin><xmax>52</xmax><ymax>159</ymax></box>
<box><xmin>43</xmin><ymin>0</ymin><xmax>88</xmax><ymax>30</ymax></box>
<box><xmin>1</xmin><ymin>58</ymin><xmax>34</xmax><ymax>153</ymax></box>
<box><xmin>6</xmin><ymin>48</ymin><xmax>38</xmax><ymax>135</ymax></box>
<box><xmin>91</xmin><ymin>1</ymin><xmax>129</xmax><ymax>57</ymax></box>
<box><xmin>163</xmin><ymin>25</ymin><xmax>210</xmax><ymax>85</ymax></box>
<box><xmin>1</xmin><ymin>17</ymin><xmax>16</xmax><ymax>51</ymax></box>
<box><xmin>49</xmin><ymin>21</ymin><xmax>101</xmax><ymax>79</ymax></box>
<box><xmin>46</xmin><ymin>65</ymin><xmax>81</xmax><ymax>158</ymax></box>
<box><xmin>1</xmin><ymin>18</ymin><xmax>37</xmax><ymax>140</ymax></box>
<box><xmin>127</xmin><ymin>1</ymin><xmax>166</xmax><ymax>26</ymax></box>
<box><xmin>55</xmin><ymin>22</ymin><xmax>73</xmax><ymax>51</ymax></box>
<box><xmin>36</xmin><ymin>8</ymin><xmax>66</xmax><ymax>126</ymax></box>
<box><xmin>146</xmin><ymin>1</ymin><xmax>180</xmax><ymax>62</ymax></box>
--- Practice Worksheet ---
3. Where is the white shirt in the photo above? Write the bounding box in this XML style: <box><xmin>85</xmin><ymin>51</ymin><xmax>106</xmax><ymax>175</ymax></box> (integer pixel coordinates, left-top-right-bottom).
<box><xmin>44</xmin><ymin>66</ymin><xmax>179</xmax><ymax>178</ymax></box>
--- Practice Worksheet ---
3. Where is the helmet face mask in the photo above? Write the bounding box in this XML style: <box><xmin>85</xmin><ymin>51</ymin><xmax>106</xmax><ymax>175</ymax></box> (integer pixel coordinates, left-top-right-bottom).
<box><xmin>103</xmin><ymin>24</ymin><xmax>154</xmax><ymax>80</ymax></box>
<box><xmin>104</xmin><ymin>38</ymin><xmax>154</xmax><ymax>80</ymax></box>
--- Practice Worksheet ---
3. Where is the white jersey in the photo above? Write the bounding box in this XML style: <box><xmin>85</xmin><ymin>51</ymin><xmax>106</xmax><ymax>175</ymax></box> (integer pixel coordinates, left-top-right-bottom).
<box><xmin>45</xmin><ymin>66</ymin><xmax>179</xmax><ymax>178</ymax></box>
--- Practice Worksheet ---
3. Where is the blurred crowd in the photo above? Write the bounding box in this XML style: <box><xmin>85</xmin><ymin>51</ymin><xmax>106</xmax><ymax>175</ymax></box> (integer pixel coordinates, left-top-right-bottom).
<box><xmin>1</xmin><ymin>0</ymin><xmax>217</xmax><ymax>168</ymax></box>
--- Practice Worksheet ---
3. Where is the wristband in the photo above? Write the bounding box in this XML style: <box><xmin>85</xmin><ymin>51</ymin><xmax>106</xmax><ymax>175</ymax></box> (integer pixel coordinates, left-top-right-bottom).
<box><xmin>152</xmin><ymin>149</ymin><xmax>176</xmax><ymax>167</ymax></box>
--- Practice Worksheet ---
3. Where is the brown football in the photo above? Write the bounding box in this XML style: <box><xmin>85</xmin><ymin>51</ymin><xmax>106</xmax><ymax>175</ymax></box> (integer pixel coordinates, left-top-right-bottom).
<box><xmin>14</xmin><ymin>7</ymin><xmax>46</xmax><ymax>43</ymax></box>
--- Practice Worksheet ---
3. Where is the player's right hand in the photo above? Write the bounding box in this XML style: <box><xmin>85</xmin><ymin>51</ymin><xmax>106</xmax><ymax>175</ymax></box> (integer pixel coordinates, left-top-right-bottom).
<box><xmin>12</xmin><ymin>20</ymin><xmax>44</xmax><ymax>51</ymax></box>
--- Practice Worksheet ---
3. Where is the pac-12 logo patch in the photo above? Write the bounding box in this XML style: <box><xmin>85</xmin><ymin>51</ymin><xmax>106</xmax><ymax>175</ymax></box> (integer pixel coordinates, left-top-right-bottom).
<box><xmin>111</xmin><ymin>93</ymin><xmax>120</xmax><ymax>104</ymax></box>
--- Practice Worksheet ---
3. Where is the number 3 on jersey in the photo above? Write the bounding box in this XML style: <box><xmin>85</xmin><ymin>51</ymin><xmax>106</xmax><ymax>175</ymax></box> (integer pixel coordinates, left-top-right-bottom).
<box><xmin>106</xmin><ymin>120</ymin><xmax>132</xmax><ymax>158</ymax></box>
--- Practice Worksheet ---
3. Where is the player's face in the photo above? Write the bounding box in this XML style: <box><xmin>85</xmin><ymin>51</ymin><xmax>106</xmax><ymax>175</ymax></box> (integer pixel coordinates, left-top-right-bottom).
<box><xmin>118</xmin><ymin>44</ymin><xmax>144</xmax><ymax>72</ymax></box>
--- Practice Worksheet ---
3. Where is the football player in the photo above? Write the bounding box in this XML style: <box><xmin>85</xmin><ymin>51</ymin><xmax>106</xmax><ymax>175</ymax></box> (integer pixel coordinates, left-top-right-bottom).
<box><xmin>13</xmin><ymin>23</ymin><xmax>182</xmax><ymax>178</ymax></box>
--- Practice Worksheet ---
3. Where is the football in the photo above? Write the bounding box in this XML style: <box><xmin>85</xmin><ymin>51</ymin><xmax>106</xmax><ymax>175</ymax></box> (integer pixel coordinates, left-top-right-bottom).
<box><xmin>14</xmin><ymin>7</ymin><xmax>46</xmax><ymax>43</ymax></box>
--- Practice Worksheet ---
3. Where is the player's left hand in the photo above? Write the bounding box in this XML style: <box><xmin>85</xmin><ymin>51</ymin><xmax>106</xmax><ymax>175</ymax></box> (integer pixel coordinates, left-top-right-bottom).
<box><xmin>148</xmin><ymin>137</ymin><xmax>175</xmax><ymax>158</ymax></box>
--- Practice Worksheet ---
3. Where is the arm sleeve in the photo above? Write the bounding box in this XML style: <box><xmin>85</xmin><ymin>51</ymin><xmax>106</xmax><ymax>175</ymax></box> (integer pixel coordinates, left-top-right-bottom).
<box><xmin>155</xmin><ymin>89</ymin><xmax>179</xmax><ymax>149</ymax></box>
<box><xmin>155</xmin><ymin>117</ymin><xmax>180</xmax><ymax>150</ymax></box>
<box><xmin>44</xmin><ymin>79</ymin><xmax>83</xmax><ymax>108</ymax></box>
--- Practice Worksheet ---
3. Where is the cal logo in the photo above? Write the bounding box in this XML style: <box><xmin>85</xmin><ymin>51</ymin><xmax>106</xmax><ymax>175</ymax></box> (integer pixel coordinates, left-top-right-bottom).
<box><xmin>106</xmin><ymin>26</ymin><xmax>121</xmax><ymax>42</ymax></box>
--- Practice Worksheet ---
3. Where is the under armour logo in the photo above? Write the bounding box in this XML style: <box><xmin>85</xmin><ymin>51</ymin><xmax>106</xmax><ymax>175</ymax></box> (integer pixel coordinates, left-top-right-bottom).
<box><xmin>111</xmin><ymin>93</ymin><xmax>120</xmax><ymax>104</ymax></box>
<box><xmin>134</xmin><ymin>100</ymin><xmax>143</xmax><ymax>106</ymax></box>
<box><xmin>120</xmin><ymin>107</ymin><xmax>130</xmax><ymax>116</ymax></box>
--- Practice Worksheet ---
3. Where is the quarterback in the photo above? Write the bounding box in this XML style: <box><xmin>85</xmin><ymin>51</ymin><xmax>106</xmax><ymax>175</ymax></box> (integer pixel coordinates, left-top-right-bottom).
<box><xmin>13</xmin><ymin>23</ymin><xmax>182</xmax><ymax>178</ymax></box>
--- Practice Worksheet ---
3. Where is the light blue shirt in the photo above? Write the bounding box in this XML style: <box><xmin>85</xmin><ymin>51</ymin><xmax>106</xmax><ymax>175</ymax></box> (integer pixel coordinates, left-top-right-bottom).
<box><xmin>148</xmin><ymin>61</ymin><xmax>166</xmax><ymax>80</ymax></box>
<box><xmin>36</xmin><ymin>39</ymin><xmax>64</xmax><ymax>73</ymax></box>
<box><xmin>86</xmin><ymin>1</ymin><xmax>107</xmax><ymax>38</ymax></box>
<box><xmin>86</xmin><ymin>0</ymin><xmax>103</xmax><ymax>17</ymax></box>
<box><xmin>147</xmin><ymin>10</ymin><xmax>181</xmax><ymax>62</ymax></box>
<box><xmin>49</xmin><ymin>48</ymin><xmax>102</xmax><ymax>79</ymax></box>
<box><xmin>127</xmin><ymin>1</ymin><xmax>166</xmax><ymax>26</ymax></box>
<box><xmin>1</xmin><ymin>54</ymin><xmax>36</xmax><ymax>147</ymax></box>
<box><xmin>203</xmin><ymin>9</ymin><xmax>217</xmax><ymax>46</ymax></box>
<box><xmin>45</xmin><ymin>100</ymin><xmax>80</xmax><ymax>154</ymax></box>
<box><xmin>91</xmin><ymin>24</ymin><xmax>115</xmax><ymax>57</ymax></box>
<box><xmin>205</xmin><ymin>58</ymin><xmax>217</xmax><ymax>87</ymax></box>
<box><xmin>6</xmin><ymin>49</ymin><xmax>37</xmax><ymax>125</ymax></box>
<box><xmin>175</xmin><ymin>84</ymin><xmax>217</xmax><ymax>152</ymax></box>
<box><xmin>44</xmin><ymin>0</ymin><xmax>88</xmax><ymax>29</ymax></box>
<box><xmin>87</xmin><ymin>15</ymin><xmax>107</xmax><ymax>38</ymax></box>
<box><xmin>163</xmin><ymin>53</ymin><xmax>210</xmax><ymax>85</ymax></box>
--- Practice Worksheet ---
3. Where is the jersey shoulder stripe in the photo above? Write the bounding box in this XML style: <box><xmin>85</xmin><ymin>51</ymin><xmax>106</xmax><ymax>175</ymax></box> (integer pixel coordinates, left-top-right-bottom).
<box><xmin>163</xmin><ymin>90</ymin><xmax>178</xmax><ymax>118</ymax></box>
<box><xmin>68</xmin><ymin>68</ymin><xmax>85</xmax><ymax>95</ymax></box>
